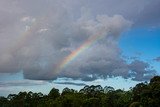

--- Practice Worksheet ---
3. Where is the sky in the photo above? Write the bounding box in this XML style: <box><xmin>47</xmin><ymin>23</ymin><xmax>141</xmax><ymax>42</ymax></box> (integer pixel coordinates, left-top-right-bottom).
<box><xmin>0</xmin><ymin>0</ymin><xmax>160</xmax><ymax>96</ymax></box>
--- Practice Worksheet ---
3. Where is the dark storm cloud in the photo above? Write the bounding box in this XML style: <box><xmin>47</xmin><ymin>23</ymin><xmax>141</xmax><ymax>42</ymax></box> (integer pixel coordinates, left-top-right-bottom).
<box><xmin>78</xmin><ymin>0</ymin><xmax>160</xmax><ymax>27</ymax></box>
<box><xmin>0</xmin><ymin>0</ymin><xmax>158</xmax><ymax>82</ymax></box>
<box><xmin>135</xmin><ymin>0</ymin><xmax>160</xmax><ymax>27</ymax></box>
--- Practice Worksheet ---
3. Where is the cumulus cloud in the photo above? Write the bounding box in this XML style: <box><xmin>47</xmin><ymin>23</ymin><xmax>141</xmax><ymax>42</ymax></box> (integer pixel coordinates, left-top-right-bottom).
<box><xmin>0</xmin><ymin>0</ymin><xmax>157</xmax><ymax>82</ymax></box>
<box><xmin>21</xmin><ymin>13</ymin><xmax>132</xmax><ymax>81</ymax></box>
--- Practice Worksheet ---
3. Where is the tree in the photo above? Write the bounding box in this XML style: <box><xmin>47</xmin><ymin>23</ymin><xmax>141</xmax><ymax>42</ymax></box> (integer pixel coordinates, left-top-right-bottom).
<box><xmin>1</xmin><ymin>76</ymin><xmax>160</xmax><ymax>107</ymax></box>
<box><xmin>48</xmin><ymin>87</ymin><xmax>60</xmax><ymax>99</ymax></box>
<box><xmin>83</xmin><ymin>98</ymin><xmax>101</xmax><ymax>107</ymax></box>
<box><xmin>7</xmin><ymin>94</ymin><xmax>16</xmax><ymax>101</ymax></box>
<box><xmin>132</xmin><ymin>82</ymin><xmax>148</xmax><ymax>101</ymax></box>
<box><xmin>129</xmin><ymin>102</ymin><xmax>141</xmax><ymax>107</ymax></box>
<box><xmin>104</xmin><ymin>86</ymin><xmax>115</xmax><ymax>93</ymax></box>
<box><xmin>0</xmin><ymin>97</ymin><xmax>8</xmax><ymax>107</ymax></box>
<box><xmin>79</xmin><ymin>85</ymin><xmax>103</xmax><ymax>98</ymax></box>
<box><xmin>150</xmin><ymin>76</ymin><xmax>160</xmax><ymax>84</ymax></box>
<box><xmin>61</xmin><ymin>87</ymin><xmax>76</xmax><ymax>96</ymax></box>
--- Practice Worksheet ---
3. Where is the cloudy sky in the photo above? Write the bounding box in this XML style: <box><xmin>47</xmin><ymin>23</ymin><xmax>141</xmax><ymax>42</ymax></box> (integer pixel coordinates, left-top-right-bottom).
<box><xmin>0</xmin><ymin>0</ymin><xmax>160</xmax><ymax>96</ymax></box>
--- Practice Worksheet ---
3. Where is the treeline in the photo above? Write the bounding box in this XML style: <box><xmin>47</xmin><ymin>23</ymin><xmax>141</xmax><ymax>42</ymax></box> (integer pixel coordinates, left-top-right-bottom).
<box><xmin>0</xmin><ymin>76</ymin><xmax>160</xmax><ymax>107</ymax></box>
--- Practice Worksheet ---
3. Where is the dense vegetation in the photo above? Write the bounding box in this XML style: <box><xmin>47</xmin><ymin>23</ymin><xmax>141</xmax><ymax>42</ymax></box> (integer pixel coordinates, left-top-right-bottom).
<box><xmin>0</xmin><ymin>76</ymin><xmax>160</xmax><ymax>107</ymax></box>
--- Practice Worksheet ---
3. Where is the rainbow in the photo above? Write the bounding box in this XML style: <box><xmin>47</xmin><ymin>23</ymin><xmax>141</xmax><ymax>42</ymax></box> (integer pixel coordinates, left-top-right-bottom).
<box><xmin>57</xmin><ymin>29</ymin><xmax>108</xmax><ymax>72</ymax></box>
<box><xmin>6</xmin><ymin>15</ymin><xmax>108</xmax><ymax>74</ymax></box>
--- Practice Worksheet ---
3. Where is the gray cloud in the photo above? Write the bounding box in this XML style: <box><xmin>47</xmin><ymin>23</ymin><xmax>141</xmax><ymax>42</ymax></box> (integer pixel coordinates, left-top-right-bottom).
<box><xmin>135</xmin><ymin>0</ymin><xmax>160</xmax><ymax>27</ymax></box>
<box><xmin>0</xmin><ymin>0</ymin><xmax>157</xmax><ymax>82</ymax></box>
<box><xmin>0</xmin><ymin>80</ymin><xmax>47</xmax><ymax>87</ymax></box>
<box><xmin>75</xmin><ymin>0</ymin><xmax>160</xmax><ymax>27</ymax></box>
<box><xmin>54</xmin><ymin>82</ymin><xmax>86</xmax><ymax>86</ymax></box>
<box><xmin>128</xmin><ymin>60</ymin><xmax>156</xmax><ymax>81</ymax></box>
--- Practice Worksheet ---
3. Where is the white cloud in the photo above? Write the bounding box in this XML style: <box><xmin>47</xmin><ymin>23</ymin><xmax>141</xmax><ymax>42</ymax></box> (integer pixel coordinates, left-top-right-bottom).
<box><xmin>21</xmin><ymin>16</ymin><xmax>30</xmax><ymax>22</ymax></box>
<box><xmin>38</xmin><ymin>28</ymin><xmax>48</xmax><ymax>33</ymax></box>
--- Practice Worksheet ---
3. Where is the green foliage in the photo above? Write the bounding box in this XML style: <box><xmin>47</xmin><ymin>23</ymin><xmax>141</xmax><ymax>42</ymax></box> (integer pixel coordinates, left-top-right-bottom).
<box><xmin>48</xmin><ymin>87</ymin><xmax>60</xmax><ymax>99</ymax></box>
<box><xmin>0</xmin><ymin>76</ymin><xmax>160</xmax><ymax>107</ymax></box>
<box><xmin>129</xmin><ymin>102</ymin><xmax>141</xmax><ymax>107</ymax></box>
